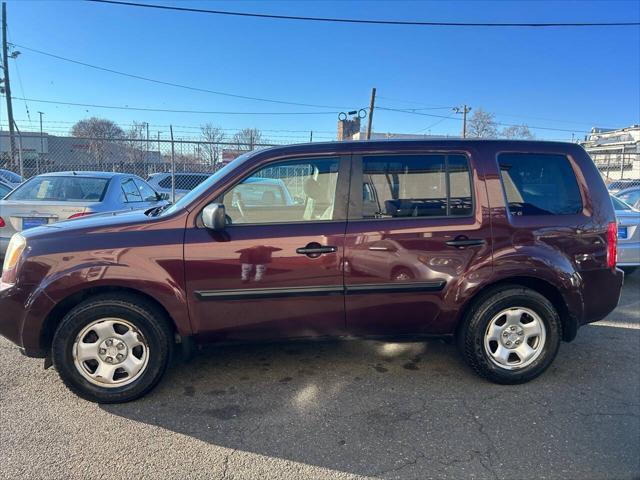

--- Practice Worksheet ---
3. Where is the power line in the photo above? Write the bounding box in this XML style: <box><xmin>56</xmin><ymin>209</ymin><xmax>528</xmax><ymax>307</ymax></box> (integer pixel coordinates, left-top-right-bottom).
<box><xmin>10</xmin><ymin>118</ymin><xmax>338</xmax><ymax>134</ymax></box>
<box><xmin>10</xmin><ymin>42</ymin><xmax>352</xmax><ymax>110</ymax></box>
<box><xmin>378</xmin><ymin>105</ymin><xmax>591</xmax><ymax>133</ymax></box>
<box><xmin>3</xmin><ymin>95</ymin><xmax>342</xmax><ymax>115</ymax></box>
<box><xmin>378</xmin><ymin>96</ymin><xmax>601</xmax><ymax>126</ymax></box>
<box><xmin>86</xmin><ymin>0</ymin><xmax>640</xmax><ymax>28</ymax></box>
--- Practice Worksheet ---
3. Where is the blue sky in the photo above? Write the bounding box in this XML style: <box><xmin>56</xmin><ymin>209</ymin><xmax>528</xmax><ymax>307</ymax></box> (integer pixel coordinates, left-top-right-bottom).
<box><xmin>3</xmin><ymin>0</ymin><xmax>639</xmax><ymax>142</ymax></box>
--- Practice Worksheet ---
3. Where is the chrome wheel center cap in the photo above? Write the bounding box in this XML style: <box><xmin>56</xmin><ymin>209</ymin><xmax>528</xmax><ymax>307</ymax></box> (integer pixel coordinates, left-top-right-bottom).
<box><xmin>98</xmin><ymin>337</ymin><xmax>128</xmax><ymax>364</ymax></box>
<box><xmin>501</xmin><ymin>325</ymin><xmax>524</xmax><ymax>349</ymax></box>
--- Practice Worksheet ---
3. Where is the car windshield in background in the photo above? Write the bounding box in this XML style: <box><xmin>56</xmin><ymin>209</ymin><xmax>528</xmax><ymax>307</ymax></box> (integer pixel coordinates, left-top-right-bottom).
<box><xmin>7</xmin><ymin>176</ymin><xmax>109</xmax><ymax>202</ymax></box>
<box><xmin>612</xmin><ymin>196</ymin><xmax>633</xmax><ymax>211</ymax></box>
<box><xmin>0</xmin><ymin>170</ymin><xmax>22</xmax><ymax>183</ymax></box>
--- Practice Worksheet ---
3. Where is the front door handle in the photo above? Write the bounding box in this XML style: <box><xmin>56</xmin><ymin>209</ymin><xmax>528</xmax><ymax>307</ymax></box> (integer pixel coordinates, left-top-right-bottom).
<box><xmin>296</xmin><ymin>243</ymin><xmax>337</xmax><ymax>258</ymax></box>
<box><xmin>445</xmin><ymin>237</ymin><xmax>486</xmax><ymax>248</ymax></box>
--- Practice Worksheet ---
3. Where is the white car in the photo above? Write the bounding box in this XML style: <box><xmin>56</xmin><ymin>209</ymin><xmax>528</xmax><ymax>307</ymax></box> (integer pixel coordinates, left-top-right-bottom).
<box><xmin>147</xmin><ymin>172</ymin><xmax>211</xmax><ymax>201</ymax></box>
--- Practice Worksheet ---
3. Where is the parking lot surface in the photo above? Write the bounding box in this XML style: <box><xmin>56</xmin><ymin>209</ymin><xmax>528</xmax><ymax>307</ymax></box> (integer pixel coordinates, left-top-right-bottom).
<box><xmin>0</xmin><ymin>273</ymin><xmax>638</xmax><ymax>480</ymax></box>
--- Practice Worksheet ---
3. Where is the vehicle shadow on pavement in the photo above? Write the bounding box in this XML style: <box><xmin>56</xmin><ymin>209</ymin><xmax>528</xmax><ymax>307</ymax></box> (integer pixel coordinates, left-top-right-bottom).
<box><xmin>101</xmin><ymin>272</ymin><xmax>640</xmax><ymax>480</ymax></box>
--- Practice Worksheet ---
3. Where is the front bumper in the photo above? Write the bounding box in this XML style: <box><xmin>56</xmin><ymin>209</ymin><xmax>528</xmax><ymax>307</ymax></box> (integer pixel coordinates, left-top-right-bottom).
<box><xmin>0</xmin><ymin>283</ymin><xmax>55</xmax><ymax>356</ymax></box>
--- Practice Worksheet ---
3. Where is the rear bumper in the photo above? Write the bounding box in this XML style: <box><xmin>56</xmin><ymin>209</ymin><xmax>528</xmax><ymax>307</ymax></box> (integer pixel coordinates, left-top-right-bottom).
<box><xmin>580</xmin><ymin>267</ymin><xmax>624</xmax><ymax>325</ymax></box>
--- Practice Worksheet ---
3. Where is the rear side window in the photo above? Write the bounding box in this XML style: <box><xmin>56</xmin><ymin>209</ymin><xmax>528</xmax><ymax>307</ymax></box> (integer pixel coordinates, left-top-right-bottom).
<box><xmin>361</xmin><ymin>154</ymin><xmax>473</xmax><ymax>218</ymax></box>
<box><xmin>159</xmin><ymin>174</ymin><xmax>209</xmax><ymax>190</ymax></box>
<box><xmin>158</xmin><ymin>176</ymin><xmax>172</xmax><ymax>189</ymax></box>
<box><xmin>498</xmin><ymin>153</ymin><xmax>582</xmax><ymax>216</ymax></box>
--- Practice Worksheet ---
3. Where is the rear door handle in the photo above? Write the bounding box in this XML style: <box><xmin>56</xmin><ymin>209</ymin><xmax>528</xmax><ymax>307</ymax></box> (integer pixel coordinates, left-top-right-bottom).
<box><xmin>445</xmin><ymin>238</ymin><xmax>486</xmax><ymax>248</ymax></box>
<box><xmin>296</xmin><ymin>243</ymin><xmax>337</xmax><ymax>258</ymax></box>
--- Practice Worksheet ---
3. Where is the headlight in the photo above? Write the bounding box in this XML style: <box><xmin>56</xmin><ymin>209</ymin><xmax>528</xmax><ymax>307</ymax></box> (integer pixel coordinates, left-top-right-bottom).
<box><xmin>1</xmin><ymin>234</ymin><xmax>26</xmax><ymax>288</ymax></box>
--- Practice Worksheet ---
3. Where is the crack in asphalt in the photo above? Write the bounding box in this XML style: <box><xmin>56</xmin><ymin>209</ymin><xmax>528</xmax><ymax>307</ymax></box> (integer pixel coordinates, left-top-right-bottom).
<box><xmin>462</xmin><ymin>398</ymin><xmax>500</xmax><ymax>480</ymax></box>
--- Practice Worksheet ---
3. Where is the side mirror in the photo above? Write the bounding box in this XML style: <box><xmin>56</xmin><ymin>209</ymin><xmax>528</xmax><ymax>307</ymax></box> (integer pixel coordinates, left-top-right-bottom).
<box><xmin>202</xmin><ymin>203</ymin><xmax>226</xmax><ymax>231</ymax></box>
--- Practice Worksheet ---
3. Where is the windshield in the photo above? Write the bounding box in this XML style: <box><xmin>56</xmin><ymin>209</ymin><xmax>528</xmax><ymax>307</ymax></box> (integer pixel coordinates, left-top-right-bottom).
<box><xmin>160</xmin><ymin>152</ymin><xmax>255</xmax><ymax>216</ymax></box>
<box><xmin>0</xmin><ymin>170</ymin><xmax>22</xmax><ymax>183</ymax></box>
<box><xmin>7</xmin><ymin>176</ymin><xmax>110</xmax><ymax>202</ymax></box>
<box><xmin>611</xmin><ymin>196</ymin><xmax>632</xmax><ymax>211</ymax></box>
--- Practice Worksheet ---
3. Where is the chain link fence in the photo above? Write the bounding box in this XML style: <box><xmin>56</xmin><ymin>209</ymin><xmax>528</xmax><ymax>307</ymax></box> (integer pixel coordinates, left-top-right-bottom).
<box><xmin>1</xmin><ymin>130</ymin><xmax>639</xmax><ymax>204</ymax></box>
<box><xmin>0</xmin><ymin>133</ymin><xmax>291</xmax><ymax>183</ymax></box>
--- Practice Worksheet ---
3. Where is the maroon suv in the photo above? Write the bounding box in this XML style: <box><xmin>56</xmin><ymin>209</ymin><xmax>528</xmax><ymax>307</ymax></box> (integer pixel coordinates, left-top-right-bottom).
<box><xmin>0</xmin><ymin>140</ymin><xmax>624</xmax><ymax>403</ymax></box>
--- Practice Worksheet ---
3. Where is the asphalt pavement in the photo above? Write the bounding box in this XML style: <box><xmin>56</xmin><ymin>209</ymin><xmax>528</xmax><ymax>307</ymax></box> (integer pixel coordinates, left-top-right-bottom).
<box><xmin>1</xmin><ymin>273</ymin><xmax>638</xmax><ymax>480</ymax></box>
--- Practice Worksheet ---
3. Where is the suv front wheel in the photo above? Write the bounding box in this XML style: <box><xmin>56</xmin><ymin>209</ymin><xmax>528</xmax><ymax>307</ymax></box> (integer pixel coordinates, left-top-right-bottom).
<box><xmin>458</xmin><ymin>286</ymin><xmax>562</xmax><ymax>384</ymax></box>
<box><xmin>52</xmin><ymin>293</ymin><xmax>173</xmax><ymax>403</ymax></box>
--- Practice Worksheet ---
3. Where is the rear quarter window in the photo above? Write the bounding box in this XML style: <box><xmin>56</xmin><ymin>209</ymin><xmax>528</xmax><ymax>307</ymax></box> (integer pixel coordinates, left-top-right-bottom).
<box><xmin>498</xmin><ymin>153</ymin><xmax>583</xmax><ymax>216</ymax></box>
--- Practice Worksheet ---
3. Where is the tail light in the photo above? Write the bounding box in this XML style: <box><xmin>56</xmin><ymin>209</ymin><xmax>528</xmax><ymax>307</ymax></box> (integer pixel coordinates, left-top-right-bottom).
<box><xmin>607</xmin><ymin>221</ymin><xmax>617</xmax><ymax>269</ymax></box>
<box><xmin>0</xmin><ymin>216</ymin><xmax>4</xmax><ymax>228</ymax></box>
<box><xmin>68</xmin><ymin>212</ymin><xmax>92</xmax><ymax>220</ymax></box>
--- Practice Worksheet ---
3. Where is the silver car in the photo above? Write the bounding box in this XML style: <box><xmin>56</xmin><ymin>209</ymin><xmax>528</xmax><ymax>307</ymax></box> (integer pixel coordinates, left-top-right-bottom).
<box><xmin>616</xmin><ymin>186</ymin><xmax>640</xmax><ymax>210</ymax></box>
<box><xmin>0</xmin><ymin>180</ymin><xmax>14</xmax><ymax>198</ymax></box>
<box><xmin>147</xmin><ymin>172</ymin><xmax>211</xmax><ymax>201</ymax></box>
<box><xmin>0</xmin><ymin>171</ymin><xmax>166</xmax><ymax>255</ymax></box>
<box><xmin>612</xmin><ymin>195</ymin><xmax>640</xmax><ymax>275</ymax></box>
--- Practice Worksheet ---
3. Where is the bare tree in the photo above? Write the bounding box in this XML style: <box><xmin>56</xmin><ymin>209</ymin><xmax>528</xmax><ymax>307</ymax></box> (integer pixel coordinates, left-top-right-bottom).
<box><xmin>501</xmin><ymin>124</ymin><xmax>534</xmax><ymax>140</ymax></box>
<box><xmin>232</xmin><ymin>128</ymin><xmax>264</xmax><ymax>152</ymax></box>
<box><xmin>71</xmin><ymin>118</ymin><xmax>125</xmax><ymax>169</ymax></box>
<box><xmin>123</xmin><ymin>121</ymin><xmax>148</xmax><ymax>166</ymax></box>
<box><xmin>200</xmin><ymin>123</ymin><xmax>225</xmax><ymax>166</ymax></box>
<box><xmin>466</xmin><ymin>108</ymin><xmax>498</xmax><ymax>139</ymax></box>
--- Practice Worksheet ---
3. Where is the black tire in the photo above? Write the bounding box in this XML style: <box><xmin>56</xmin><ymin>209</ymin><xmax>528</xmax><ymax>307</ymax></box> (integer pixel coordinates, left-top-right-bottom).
<box><xmin>621</xmin><ymin>266</ymin><xmax>637</xmax><ymax>275</ymax></box>
<box><xmin>52</xmin><ymin>293</ymin><xmax>173</xmax><ymax>403</ymax></box>
<box><xmin>457</xmin><ymin>286</ymin><xmax>561</xmax><ymax>384</ymax></box>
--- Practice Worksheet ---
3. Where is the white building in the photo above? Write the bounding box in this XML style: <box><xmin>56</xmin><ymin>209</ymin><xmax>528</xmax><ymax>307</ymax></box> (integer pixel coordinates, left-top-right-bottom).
<box><xmin>581</xmin><ymin>125</ymin><xmax>640</xmax><ymax>181</ymax></box>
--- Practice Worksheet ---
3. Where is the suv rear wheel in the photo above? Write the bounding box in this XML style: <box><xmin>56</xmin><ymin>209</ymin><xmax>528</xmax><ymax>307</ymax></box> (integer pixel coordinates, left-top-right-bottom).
<box><xmin>458</xmin><ymin>286</ymin><xmax>561</xmax><ymax>384</ymax></box>
<box><xmin>52</xmin><ymin>293</ymin><xmax>173</xmax><ymax>403</ymax></box>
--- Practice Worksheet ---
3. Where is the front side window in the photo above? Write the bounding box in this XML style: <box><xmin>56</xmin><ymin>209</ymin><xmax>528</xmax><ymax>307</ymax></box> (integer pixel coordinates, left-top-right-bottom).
<box><xmin>7</xmin><ymin>176</ymin><xmax>109</xmax><ymax>202</ymax></box>
<box><xmin>220</xmin><ymin>157</ymin><xmax>340</xmax><ymax>224</ymax></box>
<box><xmin>134</xmin><ymin>179</ymin><xmax>159</xmax><ymax>202</ymax></box>
<box><xmin>121</xmin><ymin>178</ymin><xmax>143</xmax><ymax>203</ymax></box>
<box><xmin>499</xmin><ymin>153</ymin><xmax>582</xmax><ymax>216</ymax></box>
<box><xmin>361</xmin><ymin>154</ymin><xmax>472</xmax><ymax>218</ymax></box>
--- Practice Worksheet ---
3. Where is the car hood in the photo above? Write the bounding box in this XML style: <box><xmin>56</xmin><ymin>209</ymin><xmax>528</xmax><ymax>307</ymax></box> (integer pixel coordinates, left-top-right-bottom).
<box><xmin>19</xmin><ymin>208</ymin><xmax>153</xmax><ymax>240</ymax></box>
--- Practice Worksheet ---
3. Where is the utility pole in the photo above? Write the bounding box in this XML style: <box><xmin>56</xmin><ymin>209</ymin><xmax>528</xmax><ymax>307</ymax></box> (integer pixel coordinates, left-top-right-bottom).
<box><xmin>309</xmin><ymin>130</ymin><xmax>313</xmax><ymax>143</ymax></box>
<box><xmin>145</xmin><ymin>122</ymin><xmax>149</xmax><ymax>153</ymax></box>
<box><xmin>169</xmin><ymin>125</ymin><xmax>176</xmax><ymax>203</ymax></box>
<box><xmin>2</xmin><ymin>2</ymin><xmax>16</xmax><ymax>167</ymax></box>
<box><xmin>37</xmin><ymin>111</ymin><xmax>44</xmax><ymax>174</ymax></box>
<box><xmin>453</xmin><ymin>105</ymin><xmax>471</xmax><ymax>138</ymax></box>
<box><xmin>366</xmin><ymin>87</ymin><xmax>376</xmax><ymax>140</ymax></box>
